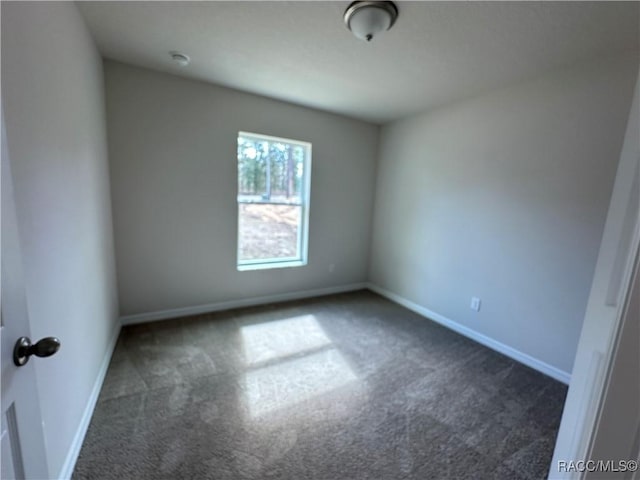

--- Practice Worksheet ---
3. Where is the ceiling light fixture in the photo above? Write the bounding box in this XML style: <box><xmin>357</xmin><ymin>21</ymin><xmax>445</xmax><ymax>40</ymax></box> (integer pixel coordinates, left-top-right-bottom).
<box><xmin>170</xmin><ymin>51</ymin><xmax>190</xmax><ymax>67</ymax></box>
<box><xmin>343</xmin><ymin>1</ymin><xmax>398</xmax><ymax>42</ymax></box>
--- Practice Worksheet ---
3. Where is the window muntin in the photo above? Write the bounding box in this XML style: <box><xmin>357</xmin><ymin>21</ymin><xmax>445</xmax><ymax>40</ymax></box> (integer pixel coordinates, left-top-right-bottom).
<box><xmin>237</xmin><ymin>132</ymin><xmax>311</xmax><ymax>270</ymax></box>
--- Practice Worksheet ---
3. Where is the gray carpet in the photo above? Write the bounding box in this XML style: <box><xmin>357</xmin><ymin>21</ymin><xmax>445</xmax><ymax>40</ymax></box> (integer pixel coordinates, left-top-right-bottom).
<box><xmin>73</xmin><ymin>290</ymin><xmax>566</xmax><ymax>479</ymax></box>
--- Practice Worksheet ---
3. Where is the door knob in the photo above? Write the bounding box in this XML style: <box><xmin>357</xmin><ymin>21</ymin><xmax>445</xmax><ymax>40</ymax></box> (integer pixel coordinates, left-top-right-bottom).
<box><xmin>13</xmin><ymin>336</ymin><xmax>61</xmax><ymax>366</ymax></box>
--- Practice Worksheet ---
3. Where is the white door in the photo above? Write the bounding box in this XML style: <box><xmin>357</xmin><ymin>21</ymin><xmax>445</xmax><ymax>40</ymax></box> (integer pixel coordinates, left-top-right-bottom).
<box><xmin>1</xmin><ymin>108</ymin><xmax>50</xmax><ymax>479</ymax></box>
<box><xmin>550</xmin><ymin>70</ymin><xmax>640</xmax><ymax>478</ymax></box>
<box><xmin>586</xmin><ymin>243</ymin><xmax>639</xmax><ymax>478</ymax></box>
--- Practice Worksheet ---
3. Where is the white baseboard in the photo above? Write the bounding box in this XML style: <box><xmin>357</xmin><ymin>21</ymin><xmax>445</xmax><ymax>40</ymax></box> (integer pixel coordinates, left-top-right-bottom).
<box><xmin>367</xmin><ymin>283</ymin><xmax>571</xmax><ymax>385</ymax></box>
<box><xmin>120</xmin><ymin>283</ymin><xmax>368</xmax><ymax>325</ymax></box>
<box><xmin>58</xmin><ymin>322</ymin><xmax>121</xmax><ymax>480</ymax></box>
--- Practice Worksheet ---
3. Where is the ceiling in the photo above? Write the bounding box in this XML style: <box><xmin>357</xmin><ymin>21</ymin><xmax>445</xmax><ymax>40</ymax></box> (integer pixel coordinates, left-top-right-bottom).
<box><xmin>78</xmin><ymin>1</ymin><xmax>639</xmax><ymax>124</ymax></box>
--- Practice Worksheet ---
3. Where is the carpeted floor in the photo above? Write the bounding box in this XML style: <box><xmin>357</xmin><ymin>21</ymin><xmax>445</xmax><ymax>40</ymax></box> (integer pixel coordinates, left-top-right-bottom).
<box><xmin>73</xmin><ymin>290</ymin><xmax>567</xmax><ymax>480</ymax></box>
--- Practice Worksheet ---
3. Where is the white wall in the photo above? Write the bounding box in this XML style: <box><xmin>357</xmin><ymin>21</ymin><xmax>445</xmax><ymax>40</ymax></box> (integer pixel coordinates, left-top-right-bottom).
<box><xmin>369</xmin><ymin>54</ymin><xmax>638</xmax><ymax>376</ymax></box>
<box><xmin>104</xmin><ymin>61</ymin><xmax>379</xmax><ymax>317</ymax></box>
<box><xmin>1</xmin><ymin>2</ymin><xmax>119</xmax><ymax>477</ymax></box>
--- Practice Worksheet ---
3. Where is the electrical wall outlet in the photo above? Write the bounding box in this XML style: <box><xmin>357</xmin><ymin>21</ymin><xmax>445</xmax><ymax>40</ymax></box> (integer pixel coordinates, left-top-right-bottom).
<box><xmin>470</xmin><ymin>297</ymin><xmax>481</xmax><ymax>312</ymax></box>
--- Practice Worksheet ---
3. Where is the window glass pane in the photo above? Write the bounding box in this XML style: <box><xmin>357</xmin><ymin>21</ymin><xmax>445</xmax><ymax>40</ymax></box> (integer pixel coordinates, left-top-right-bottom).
<box><xmin>238</xmin><ymin>204</ymin><xmax>301</xmax><ymax>261</ymax></box>
<box><xmin>237</xmin><ymin>137</ymin><xmax>305</xmax><ymax>204</ymax></box>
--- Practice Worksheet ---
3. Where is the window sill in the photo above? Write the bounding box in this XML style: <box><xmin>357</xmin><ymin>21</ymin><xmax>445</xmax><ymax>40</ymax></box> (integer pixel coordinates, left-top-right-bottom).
<box><xmin>237</xmin><ymin>260</ymin><xmax>306</xmax><ymax>272</ymax></box>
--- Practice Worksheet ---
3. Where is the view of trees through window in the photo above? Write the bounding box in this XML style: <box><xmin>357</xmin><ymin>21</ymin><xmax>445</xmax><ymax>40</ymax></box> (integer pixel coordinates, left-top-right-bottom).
<box><xmin>237</xmin><ymin>133</ymin><xmax>309</xmax><ymax>266</ymax></box>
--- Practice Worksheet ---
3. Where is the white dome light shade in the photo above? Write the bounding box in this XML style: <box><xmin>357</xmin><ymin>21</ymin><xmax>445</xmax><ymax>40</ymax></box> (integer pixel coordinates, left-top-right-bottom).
<box><xmin>344</xmin><ymin>1</ymin><xmax>398</xmax><ymax>42</ymax></box>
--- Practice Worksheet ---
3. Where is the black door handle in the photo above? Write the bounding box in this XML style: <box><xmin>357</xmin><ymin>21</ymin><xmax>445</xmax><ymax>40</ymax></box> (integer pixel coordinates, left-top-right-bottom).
<box><xmin>13</xmin><ymin>336</ymin><xmax>61</xmax><ymax>366</ymax></box>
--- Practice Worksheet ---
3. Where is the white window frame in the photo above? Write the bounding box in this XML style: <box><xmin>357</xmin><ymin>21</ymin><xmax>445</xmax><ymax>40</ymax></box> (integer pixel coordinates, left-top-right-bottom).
<box><xmin>236</xmin><ymin>131</ymin><xmax>311</xmax><ymax>271</ymax></box>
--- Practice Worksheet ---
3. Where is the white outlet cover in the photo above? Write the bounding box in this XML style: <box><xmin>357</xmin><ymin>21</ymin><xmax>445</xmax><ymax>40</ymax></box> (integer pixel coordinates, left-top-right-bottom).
<box><xmin>470</xmin><ymin>297</ymin><xmax>481</xmax><ymax>312</ymax></box>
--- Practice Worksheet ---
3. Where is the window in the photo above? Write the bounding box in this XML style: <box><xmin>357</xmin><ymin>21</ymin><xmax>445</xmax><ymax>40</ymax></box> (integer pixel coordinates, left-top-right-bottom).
<box><xmin>237</xmin><ymin>132</ymin><xmax>311</xmax><ymax>270</ymax></box>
